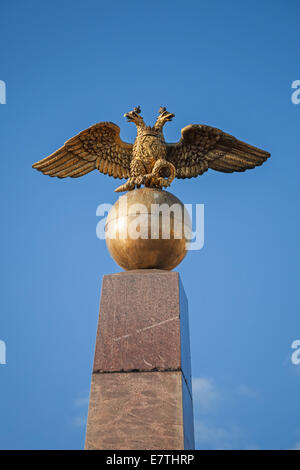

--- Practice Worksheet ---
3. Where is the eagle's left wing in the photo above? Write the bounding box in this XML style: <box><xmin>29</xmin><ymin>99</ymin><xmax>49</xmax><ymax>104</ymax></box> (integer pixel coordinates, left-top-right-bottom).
<box><xmin>166</xmin><ymin>124</ymin><xmax>270</xmax><ymax>178</ymax></box>
<box><xmin>32</xmin><ymin>122</ymin><xmax>132</xmax><ymax>179</ymax></box>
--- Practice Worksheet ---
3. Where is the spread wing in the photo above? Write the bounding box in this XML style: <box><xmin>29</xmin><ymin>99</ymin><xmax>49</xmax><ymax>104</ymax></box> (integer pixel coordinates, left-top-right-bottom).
<box><xmin>166</xmin><ymin>124</ymin><xmax>270</xmax><ymax>178</ymax></box>
<box><xmin>32</xmin><ymin>122</ymin><xmax>132</xmax><ymax>179</ymax></box>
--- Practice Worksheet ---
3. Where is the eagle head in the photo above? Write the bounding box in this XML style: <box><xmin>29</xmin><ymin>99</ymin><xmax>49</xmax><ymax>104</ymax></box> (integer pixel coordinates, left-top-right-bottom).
<box><xmin>154</xmin><ymin>107</ymin><xmax>175</xmax><ymax>131</ymax></box>
<box><xmin>124</xmin><ymin>106</ymin><xmax>175</xmax><ymax>133</ymax></box>
<box><xmin>124</xmin><ymin>106</ymin><xmax>144</xmax><ymax>125</ymax></box>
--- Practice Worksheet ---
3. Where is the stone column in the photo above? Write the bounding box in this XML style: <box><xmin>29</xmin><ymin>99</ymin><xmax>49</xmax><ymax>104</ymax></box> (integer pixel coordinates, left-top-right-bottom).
<box><xmin>85</xmin><ymin>269</ymin><xmax>194</xmax><ymax>450</ymax></box>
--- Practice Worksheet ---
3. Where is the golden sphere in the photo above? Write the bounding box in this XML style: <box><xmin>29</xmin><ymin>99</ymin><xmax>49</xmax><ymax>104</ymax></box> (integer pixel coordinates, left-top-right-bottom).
<box><xmin>105</xmin><ymin>188</ymin><xmax>191</xmax><ymax>271</ymax></box>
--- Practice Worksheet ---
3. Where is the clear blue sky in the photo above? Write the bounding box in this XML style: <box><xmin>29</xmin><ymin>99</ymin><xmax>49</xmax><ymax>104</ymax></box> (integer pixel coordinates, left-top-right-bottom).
<box><xmin>0</xmin><ymin>0</ymin><xmax>300</xmax><ymax>450</ymax></box>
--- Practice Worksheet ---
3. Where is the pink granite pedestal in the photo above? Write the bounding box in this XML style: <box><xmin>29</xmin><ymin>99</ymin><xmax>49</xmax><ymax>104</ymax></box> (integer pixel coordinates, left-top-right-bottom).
<box><xmin>85</xmin><ymin>270</ymin><xmax>194</xmax><ymax>450</ymax></box>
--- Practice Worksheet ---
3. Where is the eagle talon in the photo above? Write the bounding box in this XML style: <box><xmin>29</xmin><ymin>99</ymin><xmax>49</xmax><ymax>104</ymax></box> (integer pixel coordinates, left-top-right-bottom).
<box><xmin>143</xmin><ymin>174</ymin><xmax>154</xmax><ymax>186</ymax></box>
<box><xmin>135</xmin><ymin>175</ymin><xmax>144</xmax><ymax>186</ymax></box>
<box><xmin>157</xmin><ymin>177</ymin><xmax>171</xmax><ymax>188</ymax></box>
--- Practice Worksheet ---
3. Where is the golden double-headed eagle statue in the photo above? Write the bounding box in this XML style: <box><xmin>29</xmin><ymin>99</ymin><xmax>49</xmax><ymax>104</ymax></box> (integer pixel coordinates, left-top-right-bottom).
<box><xmin>32</xmin><ymin>106</ymin><xmax>270</xmax><ymax>192</ymax></box>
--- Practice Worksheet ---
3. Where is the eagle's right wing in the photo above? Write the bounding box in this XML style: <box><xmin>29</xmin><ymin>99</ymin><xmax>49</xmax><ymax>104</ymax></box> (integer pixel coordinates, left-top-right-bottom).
<box><xmin>32</xmin><ymin>122</ymin><xmax>132</xmax><ymax>179</ymax></box>
<box><xmin>166</xmin><ymin>124</ymin><xmax>270</xmax><ymax>178</ymax></box>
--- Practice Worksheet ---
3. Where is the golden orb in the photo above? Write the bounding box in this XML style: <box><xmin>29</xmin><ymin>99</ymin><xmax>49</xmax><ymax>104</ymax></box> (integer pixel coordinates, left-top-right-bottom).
<box><xmin>105</xmin><ymin>188</ymin><xmax>191</xmax><ymax>271</ymax></box>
